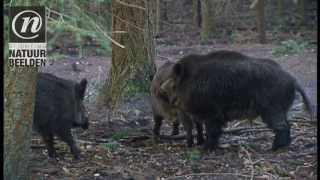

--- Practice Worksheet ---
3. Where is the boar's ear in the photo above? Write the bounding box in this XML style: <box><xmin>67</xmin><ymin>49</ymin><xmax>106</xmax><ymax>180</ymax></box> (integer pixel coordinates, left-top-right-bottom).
<box><xmin>77</xmin><ymin>79</ymin><xmax>87</xmax><ymax>99</ymax></box>
<box><xmin>173</xmin><ymin>63</ymin><xmax>186</xmax><ymax>79</ymax></box>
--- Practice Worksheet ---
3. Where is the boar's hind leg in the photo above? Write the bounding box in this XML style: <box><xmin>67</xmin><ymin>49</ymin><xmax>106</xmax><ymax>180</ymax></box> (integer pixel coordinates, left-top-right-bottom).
<box><xmin>153</xmin><ymin>114</ymin><xmax>163</xmax><ymax>137</ymax></box>
<box><xmin>57</xmin><ymin>130</ymin><xmax>80</xmax><ymax>159</ymax></box>
<box><xmin>261</xmin><ymin>111</ymin><xmax>291</xmax><ymax>150</ymax></box>
<box><xmin>42</xmin><ymin>133</ymin><xmax>56</xmax><ymax>158</ymax></box>
<box><xmin>195</xmin><ymin>122</ymin><xmax>204</xmax><ymax>145</ymax></box>
<box><xmin>171</xmin><ymin>120</ymin><xmax>180</xmax><ymax>136</ymax></box>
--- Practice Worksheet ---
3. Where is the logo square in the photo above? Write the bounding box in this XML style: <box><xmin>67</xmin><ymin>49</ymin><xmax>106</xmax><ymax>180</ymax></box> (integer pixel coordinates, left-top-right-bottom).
<box><xmin>10</xmin><ymin>6</ymin><xmax>46</xmax><ymax>43</ymax></box>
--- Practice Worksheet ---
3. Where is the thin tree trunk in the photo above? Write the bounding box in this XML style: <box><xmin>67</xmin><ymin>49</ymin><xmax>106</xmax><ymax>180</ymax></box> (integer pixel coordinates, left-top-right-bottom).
<box><xmin>256</xmin><ymin>0</ymin><xmax>266</xmax><ymax>44</ymax></box>
<box><xmin>277</xmin><ymin>0</ymin><xmax>283</xmax><ymax>22</ymax></box>
<box><xmin>99</xmin><ymin>0</ymin><xmax>156</xmax><ymax>110</ymax></box>
<box><xmin>156</xmin><ymin>0</ymin><xmax>161</xmax><ymax>35</ymax></box>
<box><xmin>201</xmin><ymin>0</ymin><xmax>215</xmax><ymax>41</ymax></box>
<box><xmin>162</xmin><ymin>1</ymin><xmax>168</xmax><ymax>22</ymax></box>
<box><xmin>192</xmin><ymin>0</ymin><xmax>201</xmax><ymax>28</ymax></box>
<box><xmin>298</xmin><ymin>0</ymin><xmax>305</xmax><ymax>27</ymax></box>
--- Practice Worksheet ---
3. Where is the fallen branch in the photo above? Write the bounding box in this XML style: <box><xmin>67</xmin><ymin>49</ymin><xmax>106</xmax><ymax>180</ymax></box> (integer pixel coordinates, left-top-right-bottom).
<box><xmin>159</xmin><ymin>134</ymin><xmax>186</xmax><ymax>140</ymax></box>
<box><xmin>30</xmin><ymin>167</ymin><xmax>60</xmax><ymax>174</ymax></box>
<box><xmin>240</xmin><ymin>146</ymin><xmax>255</xmax><ymax>180</ymax></box>
<box><xmin>31</xmin><ymin>144</ymin><xmax>46</xmax><ymax>149</ymax></box>
<box><xmin>290</xmin><ymin>118</ymin><xmax>317</xmax><ymax>125</ymax></box>
<box><xmin>165</xmin><ymin>172</ymin><xmax>268</xmax><ymax>180</ymax></box>
<box><xmin>223</xmin><ymin>127</ymin><xmax>270</xmax><ymax>134</ymax></box>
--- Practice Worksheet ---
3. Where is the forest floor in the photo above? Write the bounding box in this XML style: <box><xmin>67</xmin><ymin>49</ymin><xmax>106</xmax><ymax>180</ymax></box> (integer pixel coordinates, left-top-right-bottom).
<box><xmin>30</xmin><ymin>30</ymin><xmax>317</xmax><ymax>180</ymax></box>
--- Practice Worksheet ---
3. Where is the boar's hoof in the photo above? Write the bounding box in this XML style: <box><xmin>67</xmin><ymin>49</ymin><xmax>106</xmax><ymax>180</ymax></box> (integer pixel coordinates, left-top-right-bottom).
<box><xmin>197</xmin><ymin>137</ymin><xmax>205</xmax><ymax>146</ymax></box>
<box><xmin>71</xmin><ymin>147</ymin><xmax>81</xmax><ymax>159</ymax></box>
<box><xmin>171</xmin><ymin>129</ymin><xmax>179</xmax><ymax>136</ymax></box>
<box><xmin>47</xmin><ymin>151</ymin><xmax>57</xmax><ymax>159</ymax></box>
<box><xmin>202</xmin><ymin>142</ymin><xmax>218</xmax><ymax>152</ymax></box>
<box><xmin>73</xmin><ymin>152</ymin><xmax>80</xmax><ymax>160</ymax></box>
<box><xmin>153</xmin><ymin>135</ymin><xmax>161</xmax><ymax>143</ymax></box>
<box><xmin>272</xmin><ymin>130</ymin><xmax>291</xmax><ymax>151</ymax></box>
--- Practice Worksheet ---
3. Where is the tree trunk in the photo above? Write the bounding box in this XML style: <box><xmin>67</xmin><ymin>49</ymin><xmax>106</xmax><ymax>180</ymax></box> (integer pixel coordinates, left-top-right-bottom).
<box><xmin>277</xmin><ymin>0</ymin><xmax>283</xmax><ymax>22</ymax></box>
<box><xmin>256</xmin><ymin>0</ymin><xmax>266</xmax><ymax>44</ymax></box>
<box><xmin>201</xmin><ymin>0</ymin><xmax>215</xmax><ymax>41</ymax></box>
<box><xmin>4</xmin><ymin>2</ymin><xmax>37</xmax><ymax>180</ymax></box>
<box><xmin>99</xmin><ymin>0</ymin><xmax>156</xmax><ymax>110</ymax></box>
<box><xmin>162</xmin><ymin>1</ymin><xmax>168</xmax><ymax>22</ymax></box>
<box><xmin>155</xmin><ymin>0</ymin><xmax>161</xmax><ymax>35</ymax></box>
<box><xmin>4</xmin><ymin>63</ymin><xmax>37</xmax><ymax>180</ymax></box>
<box><xmin>297</xmin><ymin>0</ymin><xmax>305</xmax><ymax>27</ymax></box>
<box><xmin>192</xmin><ymin>0</ymin><xmax>201</xmax><ymax>28</ymax></box>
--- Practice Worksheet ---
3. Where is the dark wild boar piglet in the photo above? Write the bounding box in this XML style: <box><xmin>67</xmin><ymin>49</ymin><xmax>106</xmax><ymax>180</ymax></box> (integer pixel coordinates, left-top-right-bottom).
<box><xmin>161</xmin><ymin>50</ymin><xmax>313</xmax><ymax>151</ymax></box>
<box><xmin>151</xmin><ymin>61</ymin><xmax>204</xmax><ymax>146</ymax></box>
<box><xmin>33</xmin><ymin>73</ymin><xmax>88</xmax><ymax>159</ymax></box>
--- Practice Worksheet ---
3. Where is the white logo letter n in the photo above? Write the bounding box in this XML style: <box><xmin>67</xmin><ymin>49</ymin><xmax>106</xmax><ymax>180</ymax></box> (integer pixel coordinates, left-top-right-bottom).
<box><xmin>21</xmin><ymin>17</ymin><xmax>41</xmax><ymax>33</ymax></box>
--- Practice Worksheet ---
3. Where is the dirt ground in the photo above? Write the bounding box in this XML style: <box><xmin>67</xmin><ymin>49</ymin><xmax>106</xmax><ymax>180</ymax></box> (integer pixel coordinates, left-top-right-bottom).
<box><xmin>30</xmin><ymin>31</ymin><xmax>317</xmax><ymax>180</ymax></box>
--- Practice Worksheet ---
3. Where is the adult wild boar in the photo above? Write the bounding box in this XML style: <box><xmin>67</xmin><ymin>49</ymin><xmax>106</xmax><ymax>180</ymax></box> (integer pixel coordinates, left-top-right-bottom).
<box><xmin>160</xmin><ymin>50</ymin><xmax>313</xmax><ymax>151</ymax></box>
<box><xmin>33</xmin><ymin>73</ymin><xmax>88</xmax><ymax>159</ymax></box>
<box><xmin>151</xmin><ymin>61</ymin><xmax>204</xmax><ymax>146</ymax></box>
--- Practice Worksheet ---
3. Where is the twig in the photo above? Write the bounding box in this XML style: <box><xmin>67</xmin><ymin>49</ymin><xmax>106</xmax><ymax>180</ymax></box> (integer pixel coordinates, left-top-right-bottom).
<box><xmin>240</xmin><ymin>146</ymin><xmax>255</xmax><ymax>180</ymax></box>
<box><xmin>249</xmin><ymin>0</ymin><xmax>259</xmax><ymax>9</ymax></box>
<box><xmin>95</xmin><ymin>138</ymin><xmax>110</xmax><ymax>143</ymax></box>
<box><xmin>116</xmin><ymin>0</ymin><xmax>146</xmax><ymax>10</ymax></box>
<box><xmin>156</xmin><ymin>55</ymin><xmax>174</xmax><ymax>61</ymax></box>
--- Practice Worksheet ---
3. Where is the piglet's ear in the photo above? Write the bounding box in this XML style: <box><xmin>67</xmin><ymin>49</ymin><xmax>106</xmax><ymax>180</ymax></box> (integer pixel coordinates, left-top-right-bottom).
<box><xmin>77</xmin><ymin>79</ymin><xmax>87</xmax><ymax>99</ymax></box>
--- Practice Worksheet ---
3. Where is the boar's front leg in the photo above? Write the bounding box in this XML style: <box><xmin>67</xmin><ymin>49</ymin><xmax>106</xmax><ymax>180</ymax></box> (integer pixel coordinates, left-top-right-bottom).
<box><xmin>171</xmin><ymin>119</ymin><xmax>180</xmax><ymax>136</ymax></box>
<box><xmin>195</xmin><ymin>121</ymin><xmax>204</xmax><ymax>145</ymax></box>
<box><xmin>42</xmin><ymin>133</ymin><xmax>56</xmax><ymax>158</ymax></box>
<box><xmin>179</xmin><ymin>112</ymin><xmax>194</xmax><ymax>147</ymax></box>
<box><xmin>57</xmin><ymin>129</ymin><xmax>80</xmax><ymax>159</ymax></box>
<box><xmin>153</xmin><ymin>114</ymin><xmax>163</xmax><ymax>137</ymax></box>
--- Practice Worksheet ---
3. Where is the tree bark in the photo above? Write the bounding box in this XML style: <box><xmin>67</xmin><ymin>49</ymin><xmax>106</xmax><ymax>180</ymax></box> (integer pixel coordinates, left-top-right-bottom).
<box><xmin>277</xmin><ymin>0</ymin><xmax>283</xmax><ymax>21</ymax></box>
<box><xmin>99</xmin><ymin>0</ymin><xmax>156</xmax><ymax>110</ymax></box>
<box><xmin>192</xmin><ymin>0</ymin><xmax>201</xmax><ymax>28</ymax></box>
<box><xmin>4</xmin><ymin>2</ymin><xmax>37</xmax><ymax>180</ymax></box>
<box><xmin>155</xmin><ymin>0</ymin><xmax>161</xmax><ymax>35</ymax></box>
<box><xmin>4</xmin><ymin>63</ymin><xmax>37</xmax><ymax>180</ymax></box>
<box><xmin>256</xmin><ymin>0</ymin><xmax>266</xmax><ymax>44</ymax></box>
<box><xmin>297</xmin><ymin>0</ymin><xmax>305</xmax><ymax>27</ymax></box>
<box><xmin>201</xmin><ymin>0</ymin><xmax>215</xmax><ymax>41</ymax></box>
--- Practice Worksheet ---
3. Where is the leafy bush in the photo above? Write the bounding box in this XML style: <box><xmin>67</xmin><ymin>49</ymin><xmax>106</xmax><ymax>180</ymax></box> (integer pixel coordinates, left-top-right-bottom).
<box><xmin>272</xmin><ymin>38</ymin><xmax>308</xmax><ymax>57</ymax></box>
<box><xmin>104</xmin><ymin>142</ymin><xmax>120</xmax><ymax>151</ymax></box>
<box><xmin>185</xmin><ymin>148</ymin><xmax>202</xmax><ymax>163</ymax></box>
<box><xmin>111</xmin><ymin>131</ymin><xmax>129</xmax><ymax>141</ymax></box>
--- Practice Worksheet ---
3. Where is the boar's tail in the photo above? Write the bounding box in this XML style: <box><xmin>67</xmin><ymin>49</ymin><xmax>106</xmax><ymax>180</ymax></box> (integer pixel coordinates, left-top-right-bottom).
<box><xmin>294</xmin><ymin>81</ymin><xmax>314</xmax><ymax>121</ymax></box>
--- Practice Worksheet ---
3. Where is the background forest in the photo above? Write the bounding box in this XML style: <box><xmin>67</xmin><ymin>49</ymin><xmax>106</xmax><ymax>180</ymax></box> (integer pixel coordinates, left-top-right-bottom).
<box><xmin>4</xmin><ymin>0</ymin><xmax>317</xmax><ymax>179</ymax></box>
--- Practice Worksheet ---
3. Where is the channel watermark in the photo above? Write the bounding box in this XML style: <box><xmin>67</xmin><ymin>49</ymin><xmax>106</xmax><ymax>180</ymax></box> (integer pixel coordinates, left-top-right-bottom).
<box><xmin>9</xmin><ymin>6</ymin><xmax>47</xmax><ymax>67</ymax></box>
